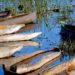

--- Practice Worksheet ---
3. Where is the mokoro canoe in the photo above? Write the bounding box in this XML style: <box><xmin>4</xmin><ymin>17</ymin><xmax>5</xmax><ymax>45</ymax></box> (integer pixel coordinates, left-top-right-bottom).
<box><xmin>0</xmin><ymin>48</ymin><xmax>59</xmax><ymax>75</ymax></box>
<box><xmin>0</xmin><ymin>48</ymin><xmax>59</xmax><ymax>69</ymax></box>
<box><xmin>0</xmin><ymin>24</ymin><xmax>25</xmax><ymax>35</ymax></box>
<box><xmin>0</xmin><ymin>41</ymin><xmax>41</xmax><ymax>47</ymax></box>
<box><xmin>60</xmin><ymin>22</ymin><xmax>75</xmax><ymax>40</ymax></box>
<box><xmin>0</xmin><ymin>32</ymin><xmax>42</xmax><ymax>42</ymax></box>
<box><xmin>3</xmin><ymin>56</ymin><xmax>60</xmax><ymax>75</ymax></box>
<box><xmin>43</xmin><ymin>57</ymin><xmax>75</xmax><ymax>75</ymax></box>
<box><xmin>0</xmin><ymin>10</ymin><xmax>11</xmax><ymax>18</ymax></box>
<box><xmin>10</xmin><ymin>52</ymin><xmax>61</xmax><ymax>74</ymax></box>
<box><xmin>0</xmin><ymin>12</ymin><xmax>36</xmax><ymax>25</ymax></box>
<box><xmin>26</xmin><ymin>55</ymin><xmax>61</xmax><ymax>75</ymax></box>
<box><xmin>0</xmin><ymin>46</ymin><xmax>23</xmax><ymax>58</ymax></box>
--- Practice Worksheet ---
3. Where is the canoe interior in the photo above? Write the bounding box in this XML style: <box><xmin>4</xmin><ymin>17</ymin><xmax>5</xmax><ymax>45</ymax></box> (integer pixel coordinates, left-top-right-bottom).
<box><xmin>0</xmin><ymin>10</ymin><xmax>11</xmax><ymax>18</ymax></box>
<box><xmin>60</xmin><ymin>24</ymin><xmax>75</xmax><ymax>40</ymax></box>
<box><xmin>64</xmin><ymin>24</ymin><xmax>75</xmax><ymax>32</ymax></box>
<box><xmin>3</xmin><ymin>64</ymin><xmax>20</xmax><ymax>75</ymax></box>
<box><xmin>4</xmin><ymin>66</ymin><xmax>31</xmax><ymax>75</ymax></box>
<box><xmin>0</xmin><ymin>12</ymin><xmax>30</xmax><ymax>22</ymax></box>
<box><xmin>16</xmin><ymin>22</ymin><xmax>35</xmax><ymax>33</ymax></box>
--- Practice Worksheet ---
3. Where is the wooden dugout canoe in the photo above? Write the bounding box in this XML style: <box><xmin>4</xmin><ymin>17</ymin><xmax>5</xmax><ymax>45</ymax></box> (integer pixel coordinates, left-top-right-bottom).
<box><xmin>43</xmin><ymin>57</ymin><xmax>75</xmax><ymax>75</ymax></box>
<box><xmin>60</xmin><ymin>21</ymin><xmax>75</xmax><ymax>40</ymax></box>
<box><xmin>0</xmin><ymin>48</ymin><xmax>59</xmax><ymax>69</ymax></box>
<box><xmin>10</xmin><ymin>52</ymin><xmax>61</xmax><ymax>74</ymax></box>
<box><xmin>61</xmin><ymin>24</ymin><xmax>75</xmax><ymax>37</ymax></box>
<box><xmin>0</xmin><ymin>10</ymin><xmax>11</xmax><ymax>19</ymax></box>
<box><xmin>0</xmin><ymin>46</ymin><xmax>23</xmax><ymax>58</ymax></box>
<box><xmin>0</xmin><ymin>24</ymin><xmax>25</xmax><ymax>35</ymax></box>
<box><xmin>26</xmin><ymin>55</ymin><xmax>61</xmax><ymax>75</ymax></box>
<box><xmin>0</xmin><ymin>12</ymin><xmax>36</xmax><ymax>25</ymax></box>
<box><xmin>0</xmin><ymin>32</ymin><xmax>42</xmax><ymax>42</ymax></box>
<box><xmin>0</xmin><ymin>41</ymin><xmax>41</xmax><ymax>47</ymax></box>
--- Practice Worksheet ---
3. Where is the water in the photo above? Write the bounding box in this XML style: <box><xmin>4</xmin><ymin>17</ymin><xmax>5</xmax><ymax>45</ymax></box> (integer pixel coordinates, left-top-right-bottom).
<box><xmin>0</xmin><ymin>0</ymin><xmax>75</xmax><ymax>75</ymax></box>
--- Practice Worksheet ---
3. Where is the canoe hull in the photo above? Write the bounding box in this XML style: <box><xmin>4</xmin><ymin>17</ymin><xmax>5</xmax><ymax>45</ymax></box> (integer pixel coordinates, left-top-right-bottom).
<box><xmin>0</xmin><ymin>10</ymin><xmax>11</xmax><ymax>18</ymax></box>
<box><xmin>60</xmin><ymin>24</ymin><xmax>75</xmax><ymax>40</ymax></box>
<box><xmin>0</xmin><ymin>24</ymin><xmax>25</xmax><ymax>35</ymax></box>
<box><xmin>0</xmin><ymin>12</ymin><xmax>36</xmax><ymax>25</ymax></box>
<box><xmin>0</xmin><ymin>41</ymin><xmax>40</xmax><ymax>47</ymax></box>
<box><xmin>0</xmin><ymin>32</ymin><xmax>42</xmax><ymax>42</ymax></box>
<box><xmin>0</xmin><ymin>46</ymin><xmax>23</xmax><ymax>58</ymax></box>
<box><xmin>1</xmin><ymin>48</ymin><xmax>60</xmax><ymax>75</ymax></box>
<box><xmin>12</xmin><ymin>52</ymin><xmax>61</xmax><ymax>74</ymax></box>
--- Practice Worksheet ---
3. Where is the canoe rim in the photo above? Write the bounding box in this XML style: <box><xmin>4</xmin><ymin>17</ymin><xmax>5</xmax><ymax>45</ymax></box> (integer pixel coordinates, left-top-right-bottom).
<box><xmin>0</xmin><ymin>11</ymin><xmax>36</xmax><ymax>22</ymax></box>
<box><xmin>61</xmin><ymin>24</ymin><xmax>75</xmax><ymax>32</ymax></box>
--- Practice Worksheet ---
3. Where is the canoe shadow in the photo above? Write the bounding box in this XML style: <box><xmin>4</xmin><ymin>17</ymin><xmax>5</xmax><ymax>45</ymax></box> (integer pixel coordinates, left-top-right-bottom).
<box><xmin>16</xmin><ymin>22</ymin><xmax>36</xmax><ymax>33</ymax></box>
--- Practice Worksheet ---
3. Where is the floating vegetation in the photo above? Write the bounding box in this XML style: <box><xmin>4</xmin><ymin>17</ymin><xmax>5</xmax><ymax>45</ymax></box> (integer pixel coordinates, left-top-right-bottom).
<box><xmin>59</xmin><ymin>39</ymin><xmax>75</xmax><ymax>57</ymax></box>
<box><xmin>18</xmin><ymin>5</ymin><xmax>24</xmax><ymax>11</ymax></box>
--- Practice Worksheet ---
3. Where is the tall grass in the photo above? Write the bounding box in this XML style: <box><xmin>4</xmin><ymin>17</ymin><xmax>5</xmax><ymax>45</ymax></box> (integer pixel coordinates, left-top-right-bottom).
<box><xmin>0</xmin><ymin>0</ymin><xmax>74</xmax><ymax>21</ymax></box>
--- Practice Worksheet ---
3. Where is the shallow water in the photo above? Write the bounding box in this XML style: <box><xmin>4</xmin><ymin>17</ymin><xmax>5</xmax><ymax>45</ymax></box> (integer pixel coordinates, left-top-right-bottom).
<box><xmin>0</xmin><ymin>0</ymin><xmax>75</xmax><ymax>75</ymax></box>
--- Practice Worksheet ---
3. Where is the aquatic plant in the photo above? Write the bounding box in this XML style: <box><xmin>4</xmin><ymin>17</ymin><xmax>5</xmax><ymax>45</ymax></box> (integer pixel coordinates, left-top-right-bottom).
<box><xmin>59</xmin><ymin>39</ymin><xmax>75</xmax><ymax>57</ymax></box>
